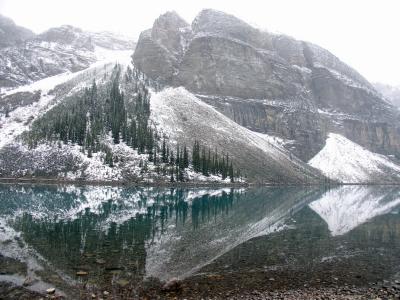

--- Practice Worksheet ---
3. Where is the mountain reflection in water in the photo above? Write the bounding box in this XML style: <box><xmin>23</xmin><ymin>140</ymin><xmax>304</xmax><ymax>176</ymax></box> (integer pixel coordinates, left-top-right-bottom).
<box><xmin>0</xmin><ymin>184</ymin><xmax>400</xmax><ymax>296</ymax></box>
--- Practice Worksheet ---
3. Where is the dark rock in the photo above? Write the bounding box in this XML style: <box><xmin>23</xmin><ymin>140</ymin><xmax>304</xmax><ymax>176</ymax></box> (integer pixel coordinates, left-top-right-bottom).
<box><xmin>162</xmin><ymin>277</ymin><xmax>182</xmax><ymax>292</ymax></box>
<box><xmin>22</xmin><ymin>277</ymin><xmax>36</xmax><ymax>287</ymax></box>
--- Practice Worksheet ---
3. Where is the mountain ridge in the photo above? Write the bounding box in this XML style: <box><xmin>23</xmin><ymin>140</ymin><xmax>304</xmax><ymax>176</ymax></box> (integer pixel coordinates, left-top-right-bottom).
<box><xmin>133</xmin><ymin>9</ymin><xmax>400</xmax><ymax>163</ymax></box>
<box><xmin>0</xmin><ymin>19</ymin><xmax>136</xmax><ymax>89</ymax></box>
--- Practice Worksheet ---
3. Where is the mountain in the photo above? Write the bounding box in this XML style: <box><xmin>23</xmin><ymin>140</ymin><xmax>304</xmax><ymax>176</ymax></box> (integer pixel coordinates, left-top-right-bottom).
<box><xmin>0</xmin><ymin>14</ymin><xmax>35</xmax><ymax>48</ymax></box>
<box><xmin>0</xmin><ymin>22</ymin><xmax>135</xmax><ymax>89</ymax></box>
<box><xmin>0</xmin><ymin>59</ymin><xmax>322</xmax><ymax>183</ymax></box>
<box><xmin>374</xmin><ymin>82</ymin><xmax>400</xmax><ymax>108</ymax></box>
<box><xmin>1</xmin><ymin>11</ymin><xmax>400</xmax><ymax>184</ymax></box>
<box><xmin>151</xmin><ymin>87</ymin><xmax>321</xmax><ymax>183</ymax></box>
<box><xmin>133</xmin><ymin>9</ymin><xmax>400</xmax><ymax>164</ymax></box>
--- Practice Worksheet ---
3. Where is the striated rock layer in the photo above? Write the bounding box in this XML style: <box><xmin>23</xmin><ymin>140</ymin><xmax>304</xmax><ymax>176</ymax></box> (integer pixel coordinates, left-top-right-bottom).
<box><xmin>133</xmin><ymin>9</ymin><xmax>400</xmax><ymax>161</ymax></box>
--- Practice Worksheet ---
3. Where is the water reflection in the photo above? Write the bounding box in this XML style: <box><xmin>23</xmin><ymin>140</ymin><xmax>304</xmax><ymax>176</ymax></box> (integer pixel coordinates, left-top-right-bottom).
<box><xmin>309</xmin><ymin>186</ymin><xmax>400</xmax><ymax>235</ymax></box>
<box><xmin>0</xmin><ymin>184</ymin><xmax>399</xmax><ymax>295</ymax></box>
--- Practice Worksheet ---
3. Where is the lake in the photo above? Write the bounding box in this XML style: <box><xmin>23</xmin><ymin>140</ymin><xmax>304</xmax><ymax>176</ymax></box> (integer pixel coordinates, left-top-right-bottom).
<box><xmin>1</xmin><ymin>184</ymin><xmax>400</xmax><ymax>298</ymax></box>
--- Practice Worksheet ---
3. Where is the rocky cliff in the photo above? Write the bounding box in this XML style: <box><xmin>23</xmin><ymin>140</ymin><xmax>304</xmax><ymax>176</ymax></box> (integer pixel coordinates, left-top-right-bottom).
<box><xmin>133</xmin><ymin>9</ymin><xmax>400</xmax><ymax>161</ymax></box>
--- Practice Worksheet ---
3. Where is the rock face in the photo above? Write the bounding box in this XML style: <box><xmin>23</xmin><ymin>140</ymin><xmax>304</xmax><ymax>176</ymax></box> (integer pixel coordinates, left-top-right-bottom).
<box><xmin>133</xmin><ymin>9</ymin><xmax>400</xmax><ymax>161</ymax></box>
<box><xmin>0</xmin><ymin>23</ymin><xmax>135</xmax><ymax>88</ymax></box>
<box><xmin>374</xmin><ymin>82</ymin><xmax>400</xmax><ymax>108</ymax></box>
<box><xmin>0</xmin><ymin>15</ymin><xmax>35</xmax><ymax>49</ymax></box>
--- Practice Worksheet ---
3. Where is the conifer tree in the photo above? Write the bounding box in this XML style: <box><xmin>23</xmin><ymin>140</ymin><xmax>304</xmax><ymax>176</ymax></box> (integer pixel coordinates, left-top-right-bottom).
<box><xmin>183</xmin><ymin>145</ymin><xmax>189</xmax><ymax>168</ymax></box>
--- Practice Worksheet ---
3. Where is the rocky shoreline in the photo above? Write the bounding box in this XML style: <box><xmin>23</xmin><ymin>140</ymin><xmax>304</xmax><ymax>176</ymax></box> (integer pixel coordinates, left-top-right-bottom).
<box><xmin>0</xmin><ymin>177</ymin><xmax>250</xmax><ymax>188</ymax></box>
<box><xmin>2</xmin><ymin>279</ymin><xmax>400</xmax><ymax>299</ymax></box>
<box><xmin>1</xmin><ymin>252</ymin><xmax>400</xmax><ymax>299</ymax></box>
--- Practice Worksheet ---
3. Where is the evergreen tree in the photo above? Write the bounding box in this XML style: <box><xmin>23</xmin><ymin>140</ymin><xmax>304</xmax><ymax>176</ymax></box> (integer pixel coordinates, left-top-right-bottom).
<box><xmin>229</xmin><ymin>163</ymin><xmax>234</xmax><ymax>183</ymax></box>
<box><xmin>183</xmin><ymin>145</ymin><xmax>189</xmax><ymax>168</ymax></box>
<box><xmin>161</xmin><ymin>138</ymin><xmax>167</xmax><ymax>163</ymax></box>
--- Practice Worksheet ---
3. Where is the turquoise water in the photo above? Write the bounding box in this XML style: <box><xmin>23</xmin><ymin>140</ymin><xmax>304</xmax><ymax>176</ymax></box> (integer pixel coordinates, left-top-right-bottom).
<box><xmin>0</xmin><ymin>184</ymin><xmax>400</xmax><ymax>296</ymax></box>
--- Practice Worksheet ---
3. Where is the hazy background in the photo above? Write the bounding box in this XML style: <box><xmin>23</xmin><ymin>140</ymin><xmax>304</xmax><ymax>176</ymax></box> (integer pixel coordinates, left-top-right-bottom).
<box><xmin>0</xmin><ymin>0</ymin><xmax>399</xmax><ymax>86</ymax></box>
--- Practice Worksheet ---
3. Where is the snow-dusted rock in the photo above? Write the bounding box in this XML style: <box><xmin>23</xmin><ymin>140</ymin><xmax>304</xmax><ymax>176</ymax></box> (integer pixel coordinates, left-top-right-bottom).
<box><xmin>308</xmin><ymin>133</ymin><xmax>400</xmax><ymax>183</ymax></box>
<box><xmin>133</xmin><ymin>9</ymin><xmax>400</xmax><ymax>162</ymax></box>
<box><xmin>150</xmin><ymin>87</ymin><xmax>322</xmax><ymax>183</ymax></box>
<box><xmin>0</xmin><ymin>24</ymin><xmax>135</xmax><ymax>88</ymax></box>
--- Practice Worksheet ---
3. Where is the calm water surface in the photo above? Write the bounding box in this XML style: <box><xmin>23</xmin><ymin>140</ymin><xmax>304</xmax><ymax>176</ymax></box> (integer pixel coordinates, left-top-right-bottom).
<box><xmin>0</xmin><ymin>184</ymin><xmax>400</xmax><ymax>297</ymax></box>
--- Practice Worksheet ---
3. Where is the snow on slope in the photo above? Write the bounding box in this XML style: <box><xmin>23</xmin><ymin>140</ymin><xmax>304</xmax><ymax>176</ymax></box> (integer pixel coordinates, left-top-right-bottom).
<box><xmin>309</xmin><ymin>186</ymin><xmax>400</xmax><ymax>236</ymax></box>
<box><xmin>0</xmin><ymin>49</ymin><xmax>132</xmax><ymax>150</ymax></box>
<box><xmin>2</xmin><ymin>48</ymin><xmax>131</xmax><ymax>97</ymax></box>
<box><xmin>150</xmin><ymin>87</ymin><xmax>321</xmax><ymax>183</ymax></box>
<box><xmin>308</xmin><ymin>133</ymin><xmax>400</xmax><ymax>183</ymax></box>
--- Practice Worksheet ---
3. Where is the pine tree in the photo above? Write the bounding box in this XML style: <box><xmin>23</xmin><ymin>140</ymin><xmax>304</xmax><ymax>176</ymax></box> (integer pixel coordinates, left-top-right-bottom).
<box><xmin>170</xmin><ymin>167</ymin><xmax>174</xmax><ymax>182</ymax></box>
<box><xmin>183</xmin><ymin>145</ymin><xmax>189</xmax><ymax>168</ymax></box>
<box><xmin>229</xmin><ymin>163</ymin><xmax>234</xmax><ymax>183</ymax></box>
<box><xmin>170</xmin><ymin>150</ymin><xmax>175</xmax><ymax>166</ymax></box>
<box><xmin>161</xmin><ymin>138</ymin><xmax>167</xmax><ymax>162</ymax></box>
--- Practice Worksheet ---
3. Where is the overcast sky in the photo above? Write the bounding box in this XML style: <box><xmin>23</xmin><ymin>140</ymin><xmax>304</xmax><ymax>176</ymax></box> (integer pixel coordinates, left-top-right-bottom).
<box><xmin>1</xmin><ymin>0</ymin><xmax>399</xmax><ymax>86</ymax></box>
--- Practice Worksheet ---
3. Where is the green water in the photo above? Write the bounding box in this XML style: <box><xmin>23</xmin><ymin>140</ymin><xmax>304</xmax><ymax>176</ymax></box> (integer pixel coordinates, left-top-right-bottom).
<box><xmin>0</xmin><ymin>184</ymin><xmax>400</xmax><ymax>296</ymax></box>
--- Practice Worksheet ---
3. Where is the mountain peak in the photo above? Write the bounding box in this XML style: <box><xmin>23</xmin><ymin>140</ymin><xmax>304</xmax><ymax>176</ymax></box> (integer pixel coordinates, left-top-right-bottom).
<box><xmin>0</xmin><ymin>14</ymin><xmax>35</xmax><ymax>48</ymax></box>
<box><xmin>153</xmin><ymin>11</ymin><xmax>189</xmax><ymax>31</ymax></box>
<box><xmin>192</xmin><ymin>9</ymin><xmax>254</xmax><ymax>35</ymax></box>
<box><xmin>0</xmin><ymin>14</ymin><xmax>16</xmax><ymax>27</ymax></box>
<box><xmin>38</xmin><ymin>25</ymin><xmax>93</xmax><ymax>50</ymax></box>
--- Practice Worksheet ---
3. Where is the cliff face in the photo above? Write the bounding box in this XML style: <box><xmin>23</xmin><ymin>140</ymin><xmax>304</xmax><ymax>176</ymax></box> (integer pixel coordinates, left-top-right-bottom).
<box><xmin>133</xmin><ymin>9</ymin><xmax>400</xmax><ymax>161</ymax></box>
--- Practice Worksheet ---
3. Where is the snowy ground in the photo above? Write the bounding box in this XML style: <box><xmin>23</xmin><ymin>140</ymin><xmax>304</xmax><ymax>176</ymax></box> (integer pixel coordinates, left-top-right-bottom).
<box><xmin>308</xmin><ymin>133</ymin><xmax>400</xmax><ymax>183</ymax></box>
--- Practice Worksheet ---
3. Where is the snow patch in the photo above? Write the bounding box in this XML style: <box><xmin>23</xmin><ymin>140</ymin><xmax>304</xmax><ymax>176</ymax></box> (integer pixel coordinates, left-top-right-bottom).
<box><xmin>308</xmin><ymin>133</ymin><xmax>400</xmax><ymax>183</ymax></box>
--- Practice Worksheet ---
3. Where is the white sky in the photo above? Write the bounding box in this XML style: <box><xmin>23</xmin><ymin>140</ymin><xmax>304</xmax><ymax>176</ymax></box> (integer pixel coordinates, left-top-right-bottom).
<box><xmin>0</xmin><ymin>0</ymin><xmax>399</xmax><ymax>86</ymax></box>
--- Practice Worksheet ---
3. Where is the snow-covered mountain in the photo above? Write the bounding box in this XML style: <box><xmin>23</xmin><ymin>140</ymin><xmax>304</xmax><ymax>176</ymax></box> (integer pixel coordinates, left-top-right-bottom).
<box><xmin>133</xmin><ymin>9</ymin><xmax>400</xmax><ymax>166</ymax></box>
<box><xmin>1</xmin><ymin>11</ymin><xmax>400</xmax><ymax>184</ymax></box>
<box><xmin>0</xmin><ymin>20</ymin><xmax>135</xmax><ymax>89</ymax></box>
<box><xmin>0</xmin><ymin>14</ymin><xmax>35</xmax><ymax>49</ymax></box>
<box><xmin>0</xmin><ymin>62</ymin><xmax>322</xmax><ymax>183</ymax></box>
<box><xmin>151</xmin><ymin>87</ymin><xmax>321</xmax><ymax>183</ymax></box>
<box><xmin>0</xmin><ymin>14</ymin><xmax>324</xmax><ymax>184</ymax></box>
<box><xmin>308</xmin><ymin>133</ymin><xmax>400</xmax><ymax>183</ymax></box>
